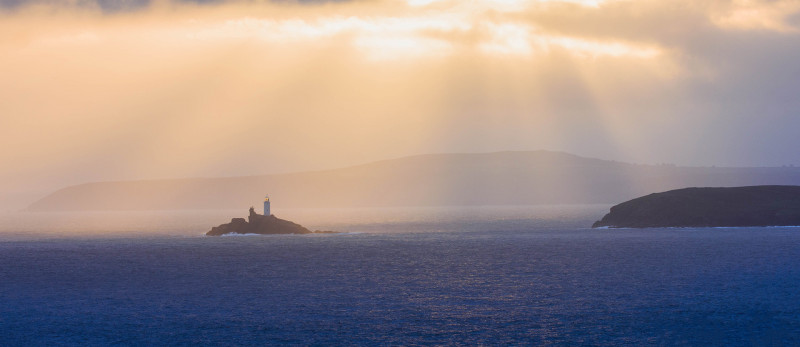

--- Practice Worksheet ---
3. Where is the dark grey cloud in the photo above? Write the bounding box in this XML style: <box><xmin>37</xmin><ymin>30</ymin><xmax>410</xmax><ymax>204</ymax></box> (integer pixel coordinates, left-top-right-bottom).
<box><xmin>0</xmin><ymin>0</ymin><xmax>150</xmax><ymax>11</ymax></box>
<box><xmin>0</xmin><ymin>0</ymin><xmax>350</xmax><ymax>12</ymax></box>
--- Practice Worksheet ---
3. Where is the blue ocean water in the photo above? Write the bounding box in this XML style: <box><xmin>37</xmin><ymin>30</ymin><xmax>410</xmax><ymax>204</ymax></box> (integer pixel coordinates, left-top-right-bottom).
<box><xmin>1</xmin><ymin>206</ymin><xmax>799</xmax><ymax>345</ymax></box>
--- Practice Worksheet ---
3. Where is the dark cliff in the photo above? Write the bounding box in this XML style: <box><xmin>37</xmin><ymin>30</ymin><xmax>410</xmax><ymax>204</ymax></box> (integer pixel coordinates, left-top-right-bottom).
<box><xmin>592</xmin><ymin>185</ymin><xmax>800</xmax><ymax>228</ymax></box>
<box><xmin>206</xmin><ymin>208</ymin><xmax>314</xmax><ymax>236</ymax></box>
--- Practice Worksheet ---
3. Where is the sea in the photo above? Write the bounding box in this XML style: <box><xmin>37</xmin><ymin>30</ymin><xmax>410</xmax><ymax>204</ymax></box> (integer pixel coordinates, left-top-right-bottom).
<box><xmin>1</xmin><ymin>205</ymin><xmax>799</xmax><ymax>346</ymax></box>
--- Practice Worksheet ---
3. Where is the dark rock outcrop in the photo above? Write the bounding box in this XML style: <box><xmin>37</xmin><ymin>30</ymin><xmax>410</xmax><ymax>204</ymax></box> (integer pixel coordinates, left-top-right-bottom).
<box><xmin>592</xmin><ymin>185</ymin><xmax>800</xmax><ymax>228</ymax></box>
<box><xmin>206</xmin><ymin>207</ymin><xmax>329</xmax><ymax>236</ymax></box>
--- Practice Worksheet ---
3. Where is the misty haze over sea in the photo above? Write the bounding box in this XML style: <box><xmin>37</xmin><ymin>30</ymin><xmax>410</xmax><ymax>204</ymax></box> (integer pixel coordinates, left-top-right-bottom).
<box><xmin>24</xmin><ymin>151</ymin><xmax>800</xmax><ymax>213</ymax></box>
<box><xmin>2</xmin><ymin>206</ymin><xmax>800</xmax><ymax>345</ymax></box>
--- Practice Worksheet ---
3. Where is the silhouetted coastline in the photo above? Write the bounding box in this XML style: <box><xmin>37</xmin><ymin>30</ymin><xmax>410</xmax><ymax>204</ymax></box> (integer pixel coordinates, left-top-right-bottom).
<box><xmin>593</xmin><ymin>185</ymin><xmax>800</xmax><ymax>228</ymax></box>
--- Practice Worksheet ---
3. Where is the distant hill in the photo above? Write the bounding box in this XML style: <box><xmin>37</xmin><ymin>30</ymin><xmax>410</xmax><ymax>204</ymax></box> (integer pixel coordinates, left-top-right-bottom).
<box><xmin>26</xmin><ymin>151</ymin><xmax>800</xmax><ymax>211</ymax></box>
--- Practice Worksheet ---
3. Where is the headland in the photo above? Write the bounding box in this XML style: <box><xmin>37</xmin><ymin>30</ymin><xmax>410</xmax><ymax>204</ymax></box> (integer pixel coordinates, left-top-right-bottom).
<box><xmin>592</xmin><ymin>185</ymin><xmax>800</xmax><ymax>228</ymax></box>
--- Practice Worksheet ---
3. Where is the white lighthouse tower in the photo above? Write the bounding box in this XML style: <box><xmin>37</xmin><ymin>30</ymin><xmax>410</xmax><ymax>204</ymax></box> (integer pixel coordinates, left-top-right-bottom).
<box><xmin>263</xmin><ymin>195</ymin><xmax>271</xmax><ymax>216</ymax></box>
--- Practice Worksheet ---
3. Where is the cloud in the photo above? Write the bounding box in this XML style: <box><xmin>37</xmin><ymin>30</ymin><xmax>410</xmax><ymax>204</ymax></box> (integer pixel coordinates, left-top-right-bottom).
<box><xmin>0</xmin><ymin>0</ymin><xmax>799</xmax><ymax>209</ymax></box>
<box><xmin>0</xmin><ymin>0</ymin><xmax>353</xmax><ymax>12</ymax></box>
<box><xmin>711</xmin><ymin>0</ymin><xmax>800</xmax><ymax>32</ymax></box>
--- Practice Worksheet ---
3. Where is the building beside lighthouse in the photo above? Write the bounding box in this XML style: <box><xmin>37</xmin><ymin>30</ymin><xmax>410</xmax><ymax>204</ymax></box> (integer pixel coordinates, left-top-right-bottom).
<box><xmin>263</xmin><ymin>195</ymin><xmax>271</xmax><ymax>216</ymax></box>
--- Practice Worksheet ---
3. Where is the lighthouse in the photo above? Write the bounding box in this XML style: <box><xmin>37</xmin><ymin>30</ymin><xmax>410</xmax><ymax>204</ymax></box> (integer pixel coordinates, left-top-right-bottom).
<box><xmin>263</xmin><ymin>195</ymin><xmax>271</xmax><ymax>216</ymax></box>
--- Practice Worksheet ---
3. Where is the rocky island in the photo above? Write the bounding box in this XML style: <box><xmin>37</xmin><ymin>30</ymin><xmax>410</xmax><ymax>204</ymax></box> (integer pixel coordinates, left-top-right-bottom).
<box><xmin>207</xmin><ymin>207</ymin><xmax>335</xmax><ymax>236</ymax></box>
<box><xmin>592</xmin><ymin>185</ymin><xmax>800</xmax><ymax>228</ymax></box>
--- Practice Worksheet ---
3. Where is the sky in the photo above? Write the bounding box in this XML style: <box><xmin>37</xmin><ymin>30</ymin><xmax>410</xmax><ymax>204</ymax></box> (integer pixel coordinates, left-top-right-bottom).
<box><xmin>1</xmin><ymin>0</ymin><xmax>800</xmax><ymax>209</ymax></box>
